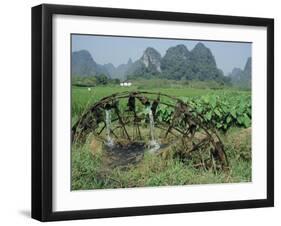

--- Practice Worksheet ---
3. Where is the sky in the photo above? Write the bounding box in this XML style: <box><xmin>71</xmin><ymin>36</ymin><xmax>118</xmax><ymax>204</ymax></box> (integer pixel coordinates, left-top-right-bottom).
<box><xmin>72</xmin><ymin>34</ymin><xmax>252</xmax><ymax>75</ymax></box>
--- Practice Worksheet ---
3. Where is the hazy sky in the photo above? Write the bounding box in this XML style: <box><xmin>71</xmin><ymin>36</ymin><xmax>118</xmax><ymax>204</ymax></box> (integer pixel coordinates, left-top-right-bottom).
<box><xmin>72</xmin><ymin>34</ymin><xmax>252</xmax><ymax>75</ymax></box>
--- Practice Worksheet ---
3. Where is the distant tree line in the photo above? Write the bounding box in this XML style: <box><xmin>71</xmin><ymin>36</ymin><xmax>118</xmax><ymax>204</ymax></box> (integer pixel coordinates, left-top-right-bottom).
<box><xmin>72</xmin><ymin>74</ymin><xmax>120</xmax><ymax>87</ymax></box>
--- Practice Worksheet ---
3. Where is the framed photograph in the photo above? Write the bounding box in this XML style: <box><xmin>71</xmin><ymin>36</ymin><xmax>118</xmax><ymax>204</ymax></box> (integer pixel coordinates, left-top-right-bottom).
<box><xmin>32</xmin><ymin>4</ymin><xmax>274</xmax><ymax>221</ymax></box>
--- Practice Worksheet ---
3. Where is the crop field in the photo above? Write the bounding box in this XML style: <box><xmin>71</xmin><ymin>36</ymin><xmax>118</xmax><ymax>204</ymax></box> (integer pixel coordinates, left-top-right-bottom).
<box><xmin>71</xmin><ymin>84</ymin><xmax>252</xmax><ymax>190</ymax></box>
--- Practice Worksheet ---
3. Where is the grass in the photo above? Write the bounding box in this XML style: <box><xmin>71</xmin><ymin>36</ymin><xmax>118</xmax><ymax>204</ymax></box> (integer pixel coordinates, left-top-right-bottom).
<box><xmin>71</xmin><ymin>83</ymin><xmax>251</xmax><ymax>190</ymax></box>
<box><xmin>71</xmin><ymin>127</ymin><xmax>251</xmax><ymax>190</ymax></box>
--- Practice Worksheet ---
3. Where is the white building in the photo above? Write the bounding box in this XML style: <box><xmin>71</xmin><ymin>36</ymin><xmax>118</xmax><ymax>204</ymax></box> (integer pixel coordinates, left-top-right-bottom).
<box><xmin>120</xmin><ymin>80</ymin><xmax>132</xmax><ymax>87</ymax></box>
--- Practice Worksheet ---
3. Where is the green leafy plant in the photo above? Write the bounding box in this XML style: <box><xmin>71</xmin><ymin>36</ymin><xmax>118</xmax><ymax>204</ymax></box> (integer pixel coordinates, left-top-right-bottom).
<box><xmin>154</xmin><ymin>92</ymin><xmax>251</xmax><ymax>131</ymax></box>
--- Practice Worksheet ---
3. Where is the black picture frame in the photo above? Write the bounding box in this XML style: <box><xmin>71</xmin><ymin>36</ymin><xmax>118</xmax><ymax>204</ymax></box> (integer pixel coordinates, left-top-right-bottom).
<box><xmin>32</xmin><ymin>3</ymin><xmax>274</xmax><ymax>222</ymax></box>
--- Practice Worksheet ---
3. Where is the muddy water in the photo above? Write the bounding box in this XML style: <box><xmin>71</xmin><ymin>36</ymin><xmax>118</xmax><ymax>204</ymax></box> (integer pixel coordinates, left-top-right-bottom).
<box><xmin>101</xmin><ymin>106</ymin><xmax>161</xmax><ymax>169</ymax></box>
<box><xmin>103</xmin><ymin>142</ymin><xmax>146</xmax><ymax>169</ymax></box>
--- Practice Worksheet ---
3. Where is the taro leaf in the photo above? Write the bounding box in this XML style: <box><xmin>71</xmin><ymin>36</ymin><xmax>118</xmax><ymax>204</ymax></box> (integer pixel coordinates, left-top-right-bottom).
<box><xmin>166</xmin><ymin>108</ymin><xmax>173</xmax><ymax>115</ymax></box>
<box><xmin>237</xmin><ymin>115</ymin><xmax>243</xmax><ymax>125</ymax></box>
<box><xmin>209</xmin><ymin>96</ymin><xmax>216</xmax><ymax>108</ymax></box>
<box><xmin>226</xmin><ymin>115</ymin><xmax>232</xmax><ymax>124</ymax></box>
<box><xmin>205</xmin><ymin>111</ymin><xmax>212</xmax><ymax>121</ymax></box>
<box><xmin>237</xmin><ymin>105</ymin><xmax>245</xmax><ymax>114</ymax></box>
<box><xmin>214</xmin><ymin>108</ymin><xmax>222</xmax><ymax>117</ymax></box>
<box><xmin>230</xmin><ymin>109</ymin><xmax>237</xmax><ymax>118</ymax></box>
<box><xmin>221</xmin><ymin>105</ymin><xmax>228</xmax><ymax>113</ymax></box>
<box><xmin>216</xmin><ymin>122</ymin><xmax>223</xmax><ymax>129</ymax></box>
<box><xmin>223</xmin><ymin>124</ymin><xmax>228</xmax><ymax>130</ymax></box>
<box><xmin>203</xmin><ymin>96</ymin><xmax>209</xmax><ymax>103</ymax></box>
<box><xmin>197</xmin><ymin>106</ymin><xmax>203</xmax><ymax>113</ymax></box>
<box><xmin>242</xmin><ymin>113</ymin><xmax>251</xmax><ymax>128</ymax></box>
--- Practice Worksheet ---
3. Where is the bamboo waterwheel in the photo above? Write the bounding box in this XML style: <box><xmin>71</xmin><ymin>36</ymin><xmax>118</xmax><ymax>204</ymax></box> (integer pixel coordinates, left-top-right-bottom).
<box><xmin>72</xmin><ymin>91</ymin><xmax>229</xmax><ymax>171</ymax></box>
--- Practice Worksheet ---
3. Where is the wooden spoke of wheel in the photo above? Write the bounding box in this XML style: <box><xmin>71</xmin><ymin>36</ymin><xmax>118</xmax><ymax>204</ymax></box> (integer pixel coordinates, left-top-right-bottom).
<box><xmin>164</xmin><ymin>103</ymin><xmax>183</xmax><ymax>138</ymax></box>
<box><xmin>97</xmin><ymin>122</ymin><xmax>106</xmax><ymax>135</ymax></box>
<box><xmin>113</xmin><ymin>105</ymin><xmax>131</xmax><ymax>141</ymax></box>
